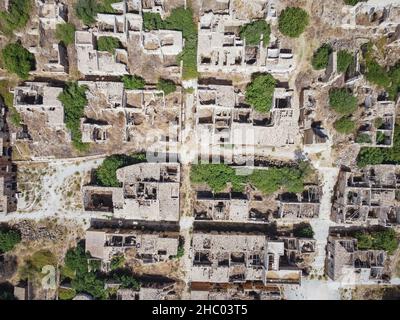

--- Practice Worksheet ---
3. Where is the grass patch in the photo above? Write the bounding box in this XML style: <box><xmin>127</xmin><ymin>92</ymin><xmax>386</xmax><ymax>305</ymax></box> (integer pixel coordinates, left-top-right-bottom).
<box><xmin>58</xmin><ymin>287</ymin><xmax>76</xmax><ymax>300</ymax></box>
<box><xmin>1</xmin><ymin>43</ymin><xmax>35</xmax><ymax>79</ymax></box>
<box><xmin>97</xmin><ymin>36</ymin><xmax>121</xmax><ymax>54</ymax></box>
<box><xmin>0</xmin><ymin>80</ymin><xmax>22</xmax><ymax>127</ymax></box>
<box><xmin>334</xmin><ymin>117</ymin><xmax>355</xmax><ymax>134</ymax></box>
<box><xmin>157</xmin><ymin>79</ymin><xmax>176</xmax><ymax>95</ymax></box>
<box><xmin>356</xmin><ymin>133</ymin><xmax>372</xmax><ymax>144</ymax></box>
<box><xmin>122</xmin><ymin>75</ymin><xmax>145</xmax><ymax>90</ymax></box>
<box><xmin>56</xmin><ymin>23</ymin><xmax>76</xmax><ymax>46</ymax></box>
<box><xmin>337</xmin><ymin>50</ymin><xmax>353</xmax><ymax>73</ymax></box>
<box><xmin>355</xmin><ymin>228</ymin><xmax>398</xmax><ymax>255</ymax></box>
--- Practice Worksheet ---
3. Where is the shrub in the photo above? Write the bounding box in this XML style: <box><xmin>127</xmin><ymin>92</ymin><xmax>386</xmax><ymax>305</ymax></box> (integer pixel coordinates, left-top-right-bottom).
<box><xmin>293</xmin><ymin>223</ymin><xmax>314</xmax><ymax>238</ymax></box>
<box><xmin>376</xmin><ymin>131</ymin><xmax>386</xmax><ymax>145</ymax></box>
<box><xmin>58</xmin><ymin>288</ymin><xmax>76</xmax><ymax>300</ymax></box>
<box><xmin>97</xmin><ymin>36</ymin><xmax>120</xmax><ymax>54</ymax></box>
<box><xmin>245</xmin><ymin>73</ymin><xmax>277</xmax><ymax>113</ymax></box>
<box><xmin>122</xmin><ymin>75</ymin><xmax>145</xmax><ymax>90</ymax></box>
<box><xmin>374</xmin><ymin>117</ymin><xmax>383</xmax><ymax>129</ymax></box>
<box><xmin>112</xmin><ymin>270</ymin><xmax>140</xmax><ymax>290</ymax></box>
<box><xmin>72</xmin><ymin>270</ymin><xmax>106</xmax><ymax>299</ymax></box>
<box><xmin>355</xmin><ymin>229</ymin><xmax>398</xmax><ymax>254</ymax></box>
<box><xmin>0</xmin><ymin>81</ymin><xmax>21</xmax><ymax>126</ymax></box>
<box><xmin>344</xmin><ymin>0</ymin><xmax>366</xmax><ymax>5</ymax></box>
<box><xmin>337</xmin><ymin>50</ymin><xmax>353</xmax><ymax>73</ymax></box>
<box><xmin>110</xmin><ymin>254</ymin><xmax>125</xmax><ymax>271</ymax></box>
<box><xmin>0</xmin><ymin>229</ymin><xmax>21</xmax><ymax>253</ymax></box>
<box><xmin>0</xmin><ymin>0</ymin><xmax>31</xmax><ymax>35</ymax></box>
<box><xmin>75</xmin><ymin>0</ymin><xmax>98</xmax><ymax>26</ymax></box>
<box><xmin>329</xmin><ymin>88</ymin><xmax>357</xmax><ymax>115</ymax></box>
<box><xmin>64</xmin><ymin>243</ymin><xmax>89</xmax><ymax>275</ymax></box>
<box><xmin>95</xmin><ymin>153</ymin><xmax>146</xmax><ymax>187</ymax></box>
<box><xmin>311</xmin><ymin>44</ymin><xmax>332</xmax><ymax>70</ymax></box>
<box><xmin>56</xmin><ymin>23</ymin><xmax>76</xmax><ymax>46</ymax></box>
<box><xmin>98</xmin><ymin>0</ymin><xmax>119</xmax><ymax>13</ymax></box>
<box><xmin>1</xmin><ymin>43</ymin><xmax>35</xmax><ymax>79</ymax></box>
<box><xmin>334</xmin><ymin>117</ymin><xmax>355</xmax><ymax>134</ymax></box>
<box><xmin>278</xmin><ymin>7</ymin><xmax>309</xmax><ymax>38</ymax></box>
<box><xmin>58</xmin><ymin>82</ymin><xmax>89</xmax><ymax>151</ymax></box>
<box><xmin>239</xmin><ymin>20</ymin><xmax>271</xmax><ymax>46</ymax></box>
<box><xmin>157</xmin><ymin>79</ymin><xmax>176</xmax><ymax>95</ymax></box>
<box><xmin>365</xmin><ymin>60</ymin><xmax>391</xmax><ymax>88</ymax></box>
<box><xmin>356</xmin><ymin>133</ymin><xmax>372</xmax><ymax>144</ymax></box>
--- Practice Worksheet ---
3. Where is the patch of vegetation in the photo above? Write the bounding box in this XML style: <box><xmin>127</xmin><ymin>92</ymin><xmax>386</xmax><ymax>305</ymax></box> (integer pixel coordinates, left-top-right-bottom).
<box><xmin>142</xmin><ymin>12</ymin><xmax>165</xmax><ymax>31</ymax></box>
<box><xmin>75</xmin><ymin>0</ymin><xmax>98</xmax><ymax>26</ymax></box>
<box><xmin>157</xmin><ymin>79</ymin><xmax>176</xmax><ymax>95</ymax></box>
<box><xmin>337</xmin><ymin>50</ymin><xmax>353</xmax><ymax>73</ymax></box>
<box><xmin>58</xmin><ymin>82</ymin><xmax>89</xmax><ymax>152</ymax></box>
<box><xmin>110</xmin><ymin>254</ymin><xmax>125</xmax><ymax>271</ymax></box>
<box><xmin>97</xmin><ymin>36</ymin><xmax>121</xmax><ymax>54</ymax></box>
<box><xmin>19</xmin><ymin>250</ymin><xmax>57</xmax><ymax>282</ymax></box>
<box><xmin>365</xmin><ymin>59</ymin><xmax>391</xmax><ymax>88</ymax></box>
<box><xmin>191</xmin><ymin>162</ymin><xmax>311</xmax><ymax>195</ymax></box>
<box><xmin>1</xmin><ymin>43</ymin><xmax>35</xmax><ymax>79</ymax></box>
<box><xmin>0</xmin><ymin>81</ymin><xmax>21</xmax><ymax>127</ymax></box>
<box><xmin>0</xmin><ymin>228</ymin><xmax>21</xmax><ymax>253</ymax></box>
<box><xmin>355</xmin><ymin>229</ymin><xmax>398</xmax><ymax>254</ymax></box>
<box><xmin>239</xmin><ymin>20</ymin><xmax>271</xmax><ymax>47</ymax></box>
<box><xmin>344</xmin><ymin>0</ymin><xmax>366</xmax><ymax>6</ymax></box>
<box><xmin>311</xmin><ymin>44</ymin><xmax>332</xmax><ymax>70</ymax></box>
<box><xmin>58</xmin><ymin>287</ymin><xmax>76</xmax><ymax>300</ymax></box>
<box><xmin>111</xmin><ymin>269</ymin><xmax>140</xmax><ymax>290</ymax></box>
<box><xmin>329</xmin><ymin>88</ymin><xmax>357</xmax><ymax>115</ymax></box>
<box><xmin>122</xmin><ymin>75</ymin><xmax>145</xmax><ymax>90</ymax></box>
<box><xmin>63</xmin><ymin>243</ymin><xmax>106</xmax><ymax>300</ymax></box>
<box><xmin>98</xmin><ymin>0</ymin><xmax>120</xmax><ymax>13</ymax></box>
<box><xmin>376</xmin><ymin>131</ymin><xmax>386</xmax><ymax>145</ymax></box>
<box><xmin>357</xmin><ymin>124</ymin><xmax>400</xmax><ymax>167</ymax></box>
<box><xmin>334</xmin><ymin>117</ymin><xmax>355</xmax><ymax>134</ymax></box>
<box><xmin>245</xmin><ymin>73</ymin><xmax>277</xmax><ymax>113</ymax></box>
<box><xmin>0</xmin><ymin>0</ymin><xmax>31</xmax><ymax>35</ymax></box>
<box><xmin>278</xmin><ymin>7</ymin><xmax>309</xmax><ymax>38</ymax></box>
<box><xmin>374</xmin><ymin>117</ymin><xmax>383</xmax><ymax>129</ymax></box>
<box><xmin>95</xmin><ymin>153</ymin><xmax>147</xmax><ymax>187</ymax></box>
<box><xmin>293</xmin><ymin>223</ymin><xmax>314</xmax><ymax>238</ymax></box>
<box><xmin>56</xmin><ymin>23</ymin><xmax>76</xmax><ymax>46</ymax></box>
<box><xmin>190</xmin><ymin>164</ymin><xmax>246</xmax><ymax>192</ymax></box>
<box><xmin>142</xmin><ymin>8</ymin><xmax>198</xmax><ymax>79</ymax></box>
<box><xmin>356</xmin><ymin>133</ymin><xmax>372</xmax><ymax>144</ymax></box>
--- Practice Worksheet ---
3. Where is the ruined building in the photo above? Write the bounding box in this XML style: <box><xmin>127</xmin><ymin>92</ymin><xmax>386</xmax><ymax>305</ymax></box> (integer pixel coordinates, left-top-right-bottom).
<box><xmin>85</xmin><ymin>228</ymin><xmax>179</xmax><ymax>271</ymax></box>
<box><xmin>326</xmin><ymin>234</ymin><xmax>387</xmax><ymax>282</ymax></box>
<box><xmin>332</xmin><ymin>166</ymin><xmax>400</xmax><ymax>226</ymax></box>
<box><xmin>191</xmin><ymin>232</ymin><xmax>302</xmax><ymax>285</ymax></box>
<box><xmin>83</xmin><ymin>162</ymin><xmax>180</xmax><ymax>221</ymax></box>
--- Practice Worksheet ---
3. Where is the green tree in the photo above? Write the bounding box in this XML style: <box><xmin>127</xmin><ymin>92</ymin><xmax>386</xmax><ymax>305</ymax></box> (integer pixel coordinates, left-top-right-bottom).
<box><xmin>58</xmin><ymin>82</ymin><xmax>89</xmax><ymax>151</ymax></box>
<box><xmin>95</xmin><ymin>153</ymin><xmax>147</xmax><ymax>187</ymax></box>
<box><xmin>245</xmin><ymin>73</ymin><xmax>277</xmax><ymax>113</ymax></box>
<box><xmin>0</xmin><ymin>229</ymin><xmax>21</xmax><ymax>253</ymax></box>
<box><xmin>0</xmin><ymin>0</ymin><xmax>31</xmax><ymax>35</ymax></box>
<box><xmin>334</xmin><ymin>117</ymin><xmax>355</xmax><ymax>134</ymax></box>
<box><xmin>365</xmin><ymin>60</ymin><xmax>391</xmax><ymax>88</ymax></box>
<box><xmin>157</xmin><ymin>79</ymin><xmax>176</xmax><ymax>95</ymax></box>
<box><xmin>64</xmin><ymin>243</ymin><xmax>89</xmax><ymax>275</ymax></box>
<box><xmin>75</xmin><ymin>0</ymin><xmax>98</xmax><ymax>26</ymax></box>
<box><xmin>97</xmin><ymin>36</ymin><xmax>120</xmax><ymax>54</ymax></box>
<box><xmin>329</xmin><ymin>88</ymin><xmax>357</xmax><ymax>115</ymax></box>
<box><xmin>355</xmin><ymin>229</ymin><xmax>398</xmax><ymax>254</ymax></box>
<box><xmin>72</xmin><ymin>271</ymin><xmax>106</xmax><ymax>299</ymax></box>
<box><xmin>1</xmin><ymin>43</ymin><xmax>35</xmax><ymax>79</ymax></box>
<box><xmin>113</xmin><ymin>272</ymin><xmax>140</xmax><ymax>290</ymax></box>
<box><xmin>337</xmin><ymin>50</ymin><xmax>353</xmax><ymax>73</ymax></box>
<box><xmin>239</xmin><ymin>20</ymin><xmax>271</xmax><ymax>47</ymax></box>
<box><xmin>122</xmin><ymin>75</ymin><xmax>145</xmax><ymax>90</ymax></box>
<box><xmin>293</xmin><ymin>223</ymin><xmax>314</xmax><ymax>238</ymax></box>
<box><xmin>278</xmin><ymin>7</ymin><xmax>309</xmax><ymax>38</ymax></box>
<box><xmin>56</xmin><ymin>23</ymin><xmax>76</xmax><ymax>46</ymax></box>
<box><xmin>311</xmin><ymin>44</ymin><xmax>332</xmax><ymax>70</ymax></box>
